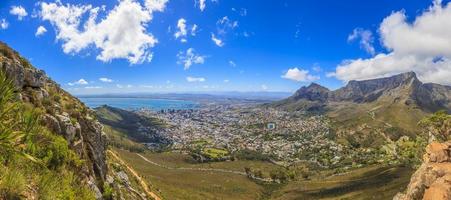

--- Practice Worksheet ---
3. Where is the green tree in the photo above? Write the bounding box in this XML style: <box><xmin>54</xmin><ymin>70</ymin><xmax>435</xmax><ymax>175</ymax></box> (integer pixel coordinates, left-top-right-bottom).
<box><xmin>419</xmin><ymin>110</ymin><xmax>451</xmax><ymax>142</ymax></box>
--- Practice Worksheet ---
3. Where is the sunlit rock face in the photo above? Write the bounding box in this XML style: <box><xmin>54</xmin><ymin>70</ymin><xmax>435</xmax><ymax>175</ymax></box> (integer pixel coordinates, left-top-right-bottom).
<box><xmin>394</xmin><ymin>142</ymin><xmax>451</xmax><ymax>200</ymax></box>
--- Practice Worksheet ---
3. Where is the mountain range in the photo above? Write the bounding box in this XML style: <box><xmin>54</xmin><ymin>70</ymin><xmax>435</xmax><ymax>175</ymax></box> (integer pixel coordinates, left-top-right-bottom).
<box><xmin>271</xmin><ymin>72</ymin><xmax>450</xmax><ymax>136</ymax></box>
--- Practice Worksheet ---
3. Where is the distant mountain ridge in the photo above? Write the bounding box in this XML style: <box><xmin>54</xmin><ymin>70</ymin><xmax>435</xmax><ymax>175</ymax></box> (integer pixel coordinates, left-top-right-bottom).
<box><xmin>273</xmin><ymin>72</ymin><xmax>450</xmax><ymax>113</ymax></box>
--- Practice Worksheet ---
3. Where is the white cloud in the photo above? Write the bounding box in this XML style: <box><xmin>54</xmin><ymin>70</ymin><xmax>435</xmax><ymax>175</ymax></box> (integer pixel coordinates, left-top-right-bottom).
<box><xmin>174</xmin><ymin>19</ymin><xmax>198</xmax><ymax>42</ymax></box>
<box><xmin>348</xmin><ymin>28</ymin><xmax>375</xmax><ymax>55</ymax></box>
<box><xmin>39</xmin><ymin>0</ymin><xmax>168</xmax><ymax>64</ymax></box>
<box><xmin>261</xmin><ymin>84</ymin><xmax>268</xmax><ymax>90</ymax></box>
<box><xmin>177</xmin><ymin>48</ymin><xmax>206</xmax><ymax>70</ymax></box>
<box><xmin>0</xmin><ymin>19</ymin><xmax>8</xmax><ymax>29</ymax></box>
<box><xmin>85</xmin><ymin>86</ymin><xmax>102</xmax><ymax>89</ymax></box>
<box><xmin>116</xmin><ymin>84</ymin><xmax>124</xmax><ymax>88</ymax></box>
<box><xmin>144</xmin><ymin>0</ymin><xmax>168</xmax><ymax>12</ymax></box>
<box><xmin>211</xmin><ymin>33</ymin><xmax>224</xmax><ymax>47</ymax></box>
<box><xmin>191</xmin><ymin>24</ymin><xmax>198</xmax><ymax>36</ymax></box>
<box><xmin>196</xmin><ymin>0</ymin><xmax>206</xmax><ymax>11</ymax></box>
<box><xmin>216</xmin><ymin>16</ymin><xmax>238</xmax><ymax>35</ymax></box>
<box><xmin>223</xmin><ymin>79</ymin><xmax>229</xmax><ymax>83</ymax></box>
<box><xmin>35</xmin><ymin>26</ymin><xmax>47</xmax><ymax>36</ymax></box>
<box><xmin>186</xmin><ymin>76</ymin><xmax>206</xmax><ymax>82</ymax></box>
<box><xmin>229</xmin><ymin>60</ymin><xmax>236</xmax><ymax>67</ymax></box>
<box><xmin>68</xmin><ymin>79</ymin><xmax>89</xmax><ymax>86</ymax></box>
<box><xmin>99</xmin><ymin>77</ymin><xmax>113</xmax><ymax>82</ymax></box>
<box><xmin>281</xmin><ymin>67</ymin><xmax>319</xmax><ymax>82</ymax></box>
<box><xmin>10</xmin><ymin>6</ymin><xmax>28</xmax><ymax>20</ymax></box>
<box><xmin>174</xmin><ymin>18</ymin><xmax>187</xmax><ymax>39</ymax></box>
<box><xmin>231</xmin><ymin>8</ymin><xmax>247</xmax><ymax>16</ymax></box>
<box><xmin>331</xmin><ymin>0</ymin><xmax>451</xmax><ymax>85</ymax></box>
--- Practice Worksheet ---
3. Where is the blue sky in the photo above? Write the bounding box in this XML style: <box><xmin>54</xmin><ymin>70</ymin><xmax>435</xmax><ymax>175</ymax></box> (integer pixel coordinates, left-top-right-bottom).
<box><xmin>1</xmin><ymin>0</ymin><xmax>450</xmax><ymax>94</ymax></box>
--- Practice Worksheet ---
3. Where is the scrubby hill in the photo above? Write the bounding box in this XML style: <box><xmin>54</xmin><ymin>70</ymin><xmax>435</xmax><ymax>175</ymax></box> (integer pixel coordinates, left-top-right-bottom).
<box><xmin>0</xmin><ymin>41</ymin><xmax>107</xmax><ymax>199</ymax></box>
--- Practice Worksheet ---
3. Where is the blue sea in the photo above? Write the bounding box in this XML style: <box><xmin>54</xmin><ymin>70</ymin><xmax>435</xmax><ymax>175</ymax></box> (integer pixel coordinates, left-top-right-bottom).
<box><xmin>79</xmin><ymin>97</ymin><xmax>200</xmax><ymax>110</ymax></box>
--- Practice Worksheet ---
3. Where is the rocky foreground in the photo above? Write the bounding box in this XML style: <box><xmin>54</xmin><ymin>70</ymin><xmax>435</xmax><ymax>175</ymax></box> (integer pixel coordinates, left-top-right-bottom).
<box><xmin>395</xmin><ymin>142</ymin><xmax>451</xmax><ymax>200</ymax></box>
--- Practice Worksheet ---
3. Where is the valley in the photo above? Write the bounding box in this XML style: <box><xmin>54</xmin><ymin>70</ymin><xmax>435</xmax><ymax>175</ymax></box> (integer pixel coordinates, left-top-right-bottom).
<box><xmin>2</xmin><ymin>0</ymin><xmax>451</xmax><ymax>197</ymax></box>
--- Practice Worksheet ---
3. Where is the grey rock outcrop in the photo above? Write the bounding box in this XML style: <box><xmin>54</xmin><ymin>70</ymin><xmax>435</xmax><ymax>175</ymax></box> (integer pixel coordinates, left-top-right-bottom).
<box><xmin>0</xmin><ymin>41</ymin><xmax>107</xmax><ymax>198</ymax></box>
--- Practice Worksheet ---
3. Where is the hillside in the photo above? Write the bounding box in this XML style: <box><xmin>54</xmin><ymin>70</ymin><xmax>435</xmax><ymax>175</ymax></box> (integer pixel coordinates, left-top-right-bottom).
<box><xmin>272</xmin><ymin>72</ymin><xmax>450</xmax><ymax>136</ymax></box>
<box><xmin>95</xmin><ymin>105</ymin><xmax>170</xmax><ymax>149</ymax></box>
<box><xmin>0</xmin><ymin>42</ymin><xmax>107</xmax><ymax>199</ymax></box>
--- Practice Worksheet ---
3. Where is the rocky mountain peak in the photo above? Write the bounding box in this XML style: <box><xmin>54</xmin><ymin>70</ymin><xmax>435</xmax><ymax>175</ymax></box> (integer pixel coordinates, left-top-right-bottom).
<box><xmin>292</xmin><ymin>82</ymin><xmax>330</xmax><ymax>102</ymax></box>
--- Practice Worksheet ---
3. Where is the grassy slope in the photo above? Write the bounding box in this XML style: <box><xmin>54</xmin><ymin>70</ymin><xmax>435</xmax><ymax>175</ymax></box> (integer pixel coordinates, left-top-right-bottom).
<box><xmin>114</xmin><ymin>148</ymin><xmax>413</xmax><ymax>200</ymax></box>
<box><xmin>272</xmin><ymin>166</ymin><xmax>413</xmax><ymax>200</ymax></box>
<box><xmin>328</xmin><ymin>100</ymin><xmax>425</xmax><ymax>135</ymax></box>
<box><xmin>115</xmin><ymin>149</ymin><xmax>265</xmax><ymax>200</ymax></box>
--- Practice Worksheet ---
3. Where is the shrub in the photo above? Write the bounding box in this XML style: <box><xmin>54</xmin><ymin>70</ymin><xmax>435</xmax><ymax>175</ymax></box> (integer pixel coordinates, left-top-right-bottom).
<box><xmin>102</xmin><ymin>183</ymin><xmax>113</xmax><ymax>200</ymax></box>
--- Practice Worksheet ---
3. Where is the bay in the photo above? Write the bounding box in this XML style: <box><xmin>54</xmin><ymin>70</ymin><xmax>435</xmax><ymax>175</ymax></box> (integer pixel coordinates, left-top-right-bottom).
<box><xmin>79</xmin><ymin>97</ymin><xmax>199</xmax><ymax>110</ymax></box>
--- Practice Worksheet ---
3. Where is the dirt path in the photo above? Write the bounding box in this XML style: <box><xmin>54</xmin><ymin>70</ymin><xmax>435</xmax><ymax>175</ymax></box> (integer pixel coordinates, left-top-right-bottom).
<box><xmin>136</xmin><ymin>153</ymin><xmax>272</xmax><ymax>182</ymax></box>
<box><xmin>108</xmin><ymin>150</ymin><xmax>162</xmax><ymax>200</ymax></box>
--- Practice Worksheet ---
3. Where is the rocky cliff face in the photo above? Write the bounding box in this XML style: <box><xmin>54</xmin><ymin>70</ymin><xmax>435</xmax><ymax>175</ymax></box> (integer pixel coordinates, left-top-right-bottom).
<box><xmin>0</xmin><ymin>42</ymin><xmax>107</xmax><ymax>198</ymax></box>
<box><xmin>275</xmin><ymin>71</ymin><xmax>451</xmax><ymax>113</ymax></box>
<box><xmin>394</xmin><ymin>142</ymin><xmax>451</xmax><ymax>200</ymax></box>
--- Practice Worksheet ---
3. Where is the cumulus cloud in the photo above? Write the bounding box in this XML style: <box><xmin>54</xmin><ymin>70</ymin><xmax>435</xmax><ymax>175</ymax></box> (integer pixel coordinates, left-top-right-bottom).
<box><xmin>0</xmin><ymin>19</ymin><xmax>8</xmax><ymax>29</ymax></box>
<box><xmin>68</xmin><ymin>79</ymin><xmax>88</xmax><ymax>86</ymax></box>
<box><xmin>35</xmin><ymin>26</ymin><xmax>47</xmax><ymax>36</ymax></box>
<box><xmin>331</xmin><ymin>0</ymin><xmax>451</xmax><ymax>85</ymax></box>
<box><xmin>261</xmin><ymin>84</ymin><xmax>268</xmax><ymax>90</ymax></box>
<box><xmin>174</xmin><ymin>18</ymin><xmax>187</xmax><ymax>41</ymax></box>
<box><xmin>281</xmin><ymin>67</ymin><xmax>319</xmax><ymax>82</ymax></box>
<box><xmin>348</xmin><ymin>28</ymin><xmax>375</xmax><ymax>55</ymax></box>
<box><xmin>10</xmin><ymin>6</ymin><xmax>28</xmax><ymax>20</ymax></box>
<box><xmin>174</xmin><ymin>18</ymin><xmax>198</xmax><ymax>42</ymax></box>
<box><xmin>186</xmin><ymin>76</ymin><xmax>206</xmax><ymax>82</ymax></box>
<box><xmin>177</xmin><ymin>48</ymin><xmax>206</xmax><ymax>70</ymax></box>
<box><xmin>196</xmin><ymin>0</ymin><xmax>206</xmax><ymax>11</ymax></box>
<box><xmin>39</xmin><ymin>0</ymin><xmax>168</xmax><ymax>64</ymax></box>
<box><xmin>99</xmin><ymin>77</ymin><xmax>113</xmax><ymax>82</ymax></box>
<box><xmin>211</xmin><ymin>33</ymin><xmax>224</xmax><ymax>47</ymax></box>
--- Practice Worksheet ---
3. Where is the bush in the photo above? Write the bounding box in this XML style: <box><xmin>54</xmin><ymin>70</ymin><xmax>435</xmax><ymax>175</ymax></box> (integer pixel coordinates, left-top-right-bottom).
<box><xmin>103</xmin><ymin>183</ymin><xmax>113</xmax><ymax>200</ymax></box>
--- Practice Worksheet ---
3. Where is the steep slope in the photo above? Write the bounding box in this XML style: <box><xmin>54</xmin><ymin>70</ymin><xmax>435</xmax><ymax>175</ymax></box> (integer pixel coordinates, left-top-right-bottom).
<box><xmin>271</xmin><ymin>83</ymin><xmax>330</xmax><ymax>112</ymax></box>
<box><xmin>0</xmin><ymin>42</ymin><xmax>107</xmax><ymax>198</ymax></box>
<box><xmin>95</xmin><ymin>105</ymin><xmax>170</xmax><ymax>146</ymax></box>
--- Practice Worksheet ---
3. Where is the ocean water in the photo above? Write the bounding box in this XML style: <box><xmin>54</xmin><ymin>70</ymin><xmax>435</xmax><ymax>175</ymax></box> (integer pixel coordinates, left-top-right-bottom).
<box><xmin>79</xmin><ymin>97</ymin><xmax>200</xmax><ymax>110</ymax></box>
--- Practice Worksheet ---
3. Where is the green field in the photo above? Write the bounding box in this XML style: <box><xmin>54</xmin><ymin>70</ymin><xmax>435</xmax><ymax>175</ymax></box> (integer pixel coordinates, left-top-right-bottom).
<box><xmin>114</xmin><ymin>149</ymin><xmax>413</xmax><ymax>200</ymax></box>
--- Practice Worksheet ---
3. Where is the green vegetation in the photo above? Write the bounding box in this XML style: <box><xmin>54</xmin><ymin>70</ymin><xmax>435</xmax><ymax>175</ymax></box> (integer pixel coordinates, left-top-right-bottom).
<box><xmin>95</xmin><ymin>105</ymin><xmax>169</xmax><ymax>144</ymax></box>
<box><xmin>0</xmin><ymin>70</ymin><xmax>94</xmax><ymax>199</ymax></box>
<box><xmin>114</xmin><ymin>148</ymin><xmax>414</xmax><ymax>200</ymax></box>
<box><xmin>418</xmin><ymin>110</ymin><xmax>451</xmax><ymax>142</ymax></box>
<box><xmin>103</xmin><ymin>124</ymin><xmax>147</xmax><ymax>152</ymax></box>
